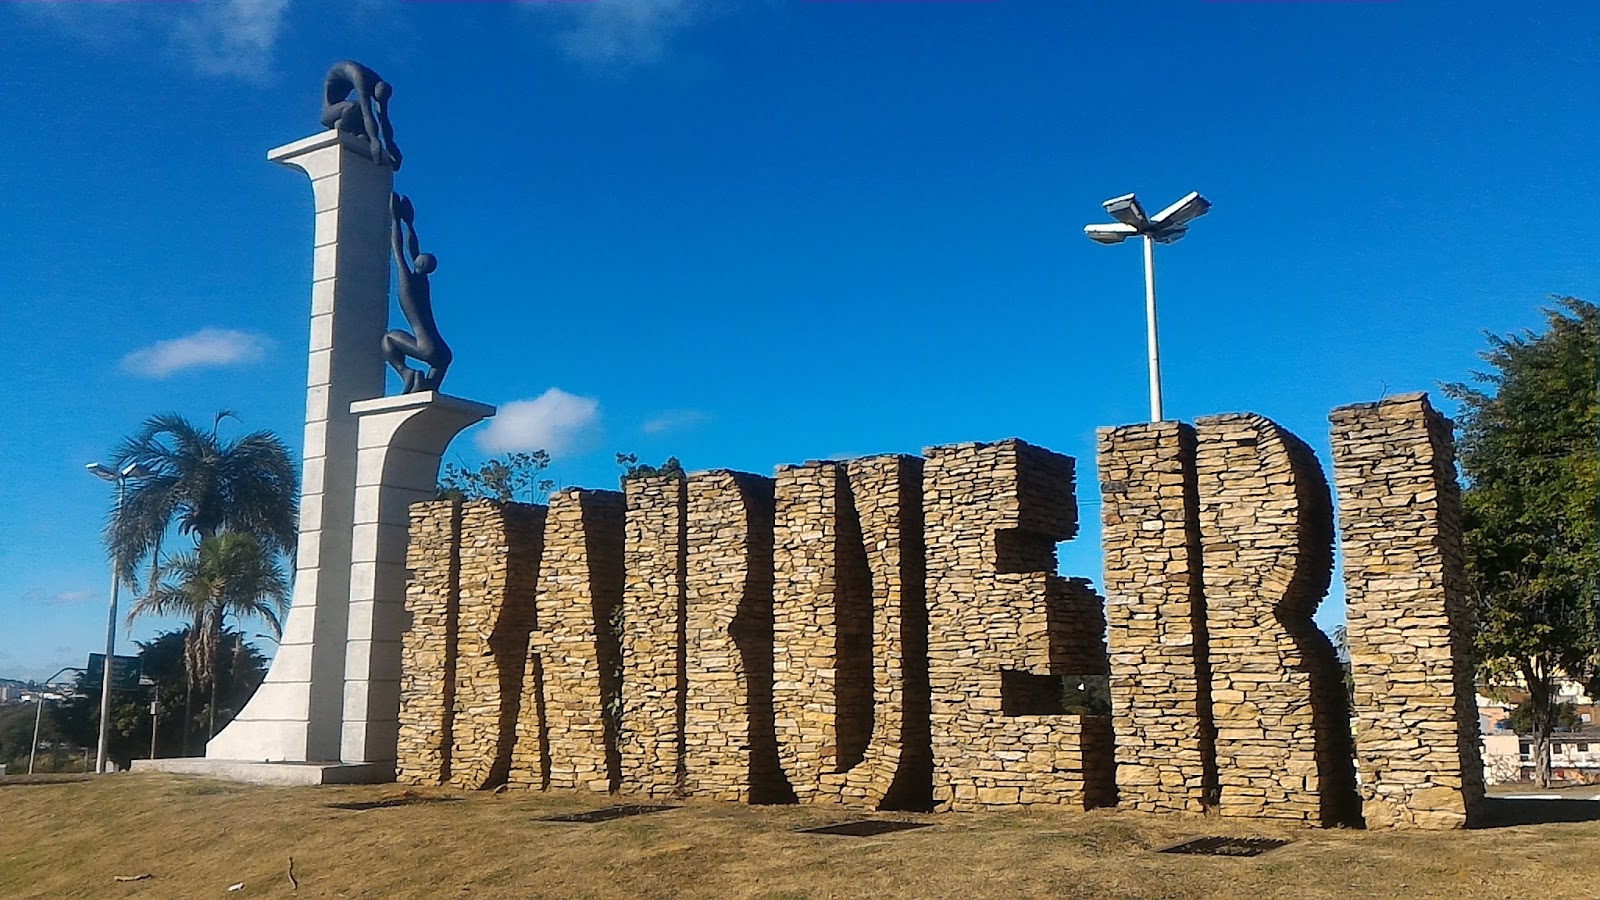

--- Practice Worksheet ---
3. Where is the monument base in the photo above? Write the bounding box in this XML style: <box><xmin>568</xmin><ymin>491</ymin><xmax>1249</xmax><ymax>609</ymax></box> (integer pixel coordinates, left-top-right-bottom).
<box><xmin>132</xmin><ymin>757</ymin><xmax>392</xmax><ymax>786</ymax></box>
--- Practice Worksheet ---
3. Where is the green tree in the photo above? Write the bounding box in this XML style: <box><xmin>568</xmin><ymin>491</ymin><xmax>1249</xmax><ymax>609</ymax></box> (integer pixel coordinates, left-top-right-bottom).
<box><xmin>615</xmin><ymin>453</ymin><xmax>686</xmax><ymax>485</ymax></box>
<box><xmin>1444</xmin><ymin>296</ymin><xmax>1599</xmax><ymax>787</ymax></box>
<box><xmin>0</xmin><ymin>699</ymin><xmax>67</xmax><ymax>774</ymax></box>
<box><xmin>47</xmin><ymin>628</ymin><xmax>267</xmax><ymax>769</ymax></box>
<box><xmin>108</xmin><ymin>411</ymin><xmax>299</xmax><ymax>591</ymax></box>
<box><xmin>438</xmin><ymin>451</ymin><xmax>554</xmax><ymax>503</ymax></box>
<box><xmin>126</xmin><ymin>533</ymin><xmax>289</xmax><ymax>750</ymax></box>
<box><xmin>1507</xmin><ymin>699</ymin><xmax>1580</xmax><ymax>734</ymax></box>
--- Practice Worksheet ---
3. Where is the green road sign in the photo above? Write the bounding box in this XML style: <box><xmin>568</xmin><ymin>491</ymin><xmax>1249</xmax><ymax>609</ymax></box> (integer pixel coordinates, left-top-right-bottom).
<box><xmin>84</xmin><ymin>654</ymin><xmax>143</xmax><ymax>692</ymax></box>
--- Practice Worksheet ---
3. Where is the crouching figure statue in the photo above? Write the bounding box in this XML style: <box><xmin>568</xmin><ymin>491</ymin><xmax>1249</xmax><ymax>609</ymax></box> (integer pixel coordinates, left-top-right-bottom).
<box><xmin>321</xmin><ymin>60</ymin><xmax>403</xmax><ymax>171</ymax></box>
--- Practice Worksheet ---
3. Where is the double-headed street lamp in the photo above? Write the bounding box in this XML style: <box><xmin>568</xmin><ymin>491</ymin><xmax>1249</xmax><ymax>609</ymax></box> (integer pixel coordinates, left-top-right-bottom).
<box><xmin>86</xmin><ymin>460</ymin><xmax>153</xmax><ymax>774</ymax></box>
<box><xmin>1085</xmin><ymin>190</ymin><xmax>1212</xmax><ymax>422</ymax></box>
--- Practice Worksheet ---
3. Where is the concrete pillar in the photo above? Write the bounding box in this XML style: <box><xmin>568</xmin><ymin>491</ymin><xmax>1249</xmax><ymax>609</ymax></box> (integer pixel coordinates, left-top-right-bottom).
<box><xmin>342</xmin><ymin>392</ymin><xmax>495</xmax><ymax>769</ymax></box>
<box><xmin>208</xmin><ymin>130</ymin><xmax>392</xmax><ymax>763</ymax></box>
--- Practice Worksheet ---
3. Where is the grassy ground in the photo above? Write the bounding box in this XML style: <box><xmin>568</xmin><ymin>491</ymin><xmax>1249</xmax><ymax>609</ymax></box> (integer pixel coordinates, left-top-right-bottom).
<box><xmin>3</xmin><ymin>774</ymin><xmax>1597</xmax><ymax>899</ymax></box>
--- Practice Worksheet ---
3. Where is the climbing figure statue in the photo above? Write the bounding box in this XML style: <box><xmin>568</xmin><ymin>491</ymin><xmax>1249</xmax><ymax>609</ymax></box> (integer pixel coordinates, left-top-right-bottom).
<box><xmin>384</xmin><ymin>193</ymin><xmax>452</xmax><ymax>393</ymax></box>
<box><xmin>320</xmin><ymin>60</ymin><xmax>403</xmax><ymax>171</ymax></box>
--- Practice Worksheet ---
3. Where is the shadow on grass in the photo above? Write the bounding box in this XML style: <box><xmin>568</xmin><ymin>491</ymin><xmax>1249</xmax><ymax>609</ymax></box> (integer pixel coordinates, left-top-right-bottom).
<box><xmin>326</xmin><ymin>796</ymin><xmax>466</xmax><ymax>811</ymax></box>
<box><xmin>1476</xmin><ymin>797</ymin><xmax>1600</xmax><ymax>828</ymax></box>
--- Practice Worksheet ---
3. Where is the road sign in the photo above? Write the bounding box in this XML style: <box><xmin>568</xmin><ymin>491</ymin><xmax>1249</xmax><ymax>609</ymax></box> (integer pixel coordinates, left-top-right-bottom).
<box><xmin>84</xmin><ymin>654</ymin><xmax>143</xmax><ymax>692</ymax></box>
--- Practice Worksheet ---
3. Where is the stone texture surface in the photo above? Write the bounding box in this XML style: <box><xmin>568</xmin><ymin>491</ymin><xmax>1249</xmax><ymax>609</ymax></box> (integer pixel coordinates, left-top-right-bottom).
<box><xmin>1196</xmin><ymin>414</ymin><xmax>1360</xmax><ymax>826</ymax></box>
<box><xmin>684</xmin><ymin>471</ymin><xmax>794</xmax><ymax>804</ymax></box>
<box><xmin>773</xmin><ymin>456</ymin><xmax>932</xmax><ymax>809</ymax></box>
<box><xmin>1331</xmin><ymin>392</ymin><xmax>1485</xmax><ymax>830</ymax></box>
<box><xmin>536</xmin><ymin>489</ymin><xmax>627</xmax><ymax>794</ymax></box>
<box><xmin>391</xmin><ymin>413</ymin><xmax>1484</xmax><ymax>827</ymax></box>
<box><xmin>448</xmin><ymin>500</ymin><xmax>545</xmax><ymax>791</ymax></box>
<box><xmin>924</xmin><ymin>440</ymin><xmax>1114</xmax><ymax>812</ymax></box>
<box><xmin>396</xmin><ymin>500</ymin><xmax>460</xmax><ymax>786</ymax></box>
<box><xmin>618</xmin><ymin>476</ymin><xmax>689</xmax><ymax>798</ymax></box>
<box><xmin>1099</xmin><ymin>422</ymin><xmax>1218</xmax><ymax>814</ymax></box>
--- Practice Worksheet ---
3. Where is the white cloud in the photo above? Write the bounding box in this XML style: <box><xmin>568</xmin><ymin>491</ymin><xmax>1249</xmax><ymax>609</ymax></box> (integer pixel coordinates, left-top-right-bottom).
<box><xmin>18</xmin><ymin>0</ymin><xmax>292</xmax><ymax>83</ymax></box>
<box><xmin>531</xmin><ymin>0</ymin><xmax>712</xmax><ymax>70</ymax></box>
<box><xmin>120</xmin><ymin>328</ymin><xmax>273</xmax><ymax>379</ymax></box>
<box><xmin>173</xmin><ymin>0</ymin><xmax>292</xmax><ymax>82</ymax></box>
<box><xmin>478</xmin><ymin>388</ymin><xmax>601</xmax><ymax>456</ymax></box>
<box><xmin>642</xmin><ymin>408</ymin><xmax>708</xmax><ymax>435</ymax></box>
<box><xmin>24</xmin><ymin>589</ymin><xmax>93</xmax><ymax>606</ymax></box>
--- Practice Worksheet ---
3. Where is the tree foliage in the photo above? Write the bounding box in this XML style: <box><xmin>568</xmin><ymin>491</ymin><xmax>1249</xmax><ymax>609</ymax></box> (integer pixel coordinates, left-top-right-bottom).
<box><xmin>1507</xmin><ymin>699</ymin><xmax>1580</xmax><ymax>734</ymax></box>
<box><xmin>0</xmin><ymin>700</ymin><xmax>64</xmax><ymax>774</ymax></box>
<box><xmin>108</xmin><ymin>411</ymin><xmax>299</xmax><ymax>590</ymax></box>
<box><xmin>616</xmin><ymin>453</ymin><xmax>686</xmax><ymax>485</ymax></box>
<box><xmin>125</xmin><ymin>533</ymin><xmax>288</xmax><ymax>744</ymax></box>
<box><xmin>438</xmin><ymin>451</ymin><xmax>554</xmax><ymax>503</ymax></box>
<box><xmin>47</xmin><ymin>628</ymin><xmax>267</xmax><ymax>769</ymax></box>
<box><xmin>1444</xmin><ymin>296</ymin><xmax>1599</xmax><ymax>785</ymax></box>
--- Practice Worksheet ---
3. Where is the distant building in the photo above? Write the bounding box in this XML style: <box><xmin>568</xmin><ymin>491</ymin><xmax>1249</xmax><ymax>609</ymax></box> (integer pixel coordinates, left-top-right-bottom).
<box><xmin>1479</xmin><ymin>678</ymin><xmax>1600</xmax><ymax>784</ymax></box>
<box><xmin>1482</xmin><ymin>733</ymin><xmax>1521</xmax><ymax>784</ymax></box>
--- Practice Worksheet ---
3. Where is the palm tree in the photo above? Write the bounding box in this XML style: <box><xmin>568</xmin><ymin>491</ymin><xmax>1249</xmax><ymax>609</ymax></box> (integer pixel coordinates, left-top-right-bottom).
<box><xmin>107</xmin><ymin>411</ymin><xmax>298</xmax><ymax>592</ymax></box>
<box><xmin>127</xmin><ymin>532</ymin><xmax>290</xmax><ymax>744</ymax></box>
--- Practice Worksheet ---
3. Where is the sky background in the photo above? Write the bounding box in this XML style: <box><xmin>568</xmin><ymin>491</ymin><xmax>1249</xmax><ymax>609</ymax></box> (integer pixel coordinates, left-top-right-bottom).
<box><xmin>1</xmin><ymin>0</ymin><xmax>1594</xmax><ymax>681</ymax></box>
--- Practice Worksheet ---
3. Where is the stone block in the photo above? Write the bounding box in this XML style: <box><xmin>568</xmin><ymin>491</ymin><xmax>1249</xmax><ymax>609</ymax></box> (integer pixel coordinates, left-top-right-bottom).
<box><xmin>1332</xmin><ymin>392</ymin><xmax>1485</xmax><ymax>829</ymax></box>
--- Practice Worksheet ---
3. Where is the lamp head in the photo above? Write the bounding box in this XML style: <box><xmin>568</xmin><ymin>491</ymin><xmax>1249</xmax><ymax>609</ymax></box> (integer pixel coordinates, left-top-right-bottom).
<box><xmin>86</xmin><ymin>462</ymin><xmax>117</xmax><ymax>483</ymax></box>
<box><xmin>1150</xmin><ymin>191</ymin><xmax>1211</xmax><ymax>229</ymax></box>
<box><xmin>1084</xmin><ymin>222</ymin><xmax>1138</xmax><ymax>245</ymax></box>
<box><xmin>1102</xmin><ymin>193</ymin><xmax>1149</xmax><ymax>229</ymax></box>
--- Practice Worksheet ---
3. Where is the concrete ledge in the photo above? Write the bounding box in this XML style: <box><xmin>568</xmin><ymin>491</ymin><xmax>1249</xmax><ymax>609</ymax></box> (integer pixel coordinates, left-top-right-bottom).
<box><xmin>131</xmin><ymin>758</ymin><xmax>394</xmax><ymax>786</ymax></box>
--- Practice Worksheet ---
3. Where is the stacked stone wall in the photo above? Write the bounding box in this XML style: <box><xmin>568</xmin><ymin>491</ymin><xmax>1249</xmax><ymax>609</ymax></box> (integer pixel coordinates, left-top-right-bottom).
<box><xmin>536</xmin><ymin>489</ymin><xmax>627</xmax><ymax>794</ymax></box>
<box><xmin>1099</xmin><ymin>423</ymin><xmax>1217</xmax><ymax>814</ymax></box>
<box><xmin>684</xmin><ymin>471</ymin><xmax>793</xmax><ymax>803</ymax></box>
<box><xmin>1195</xmin><ymin>414</ymin><xmax>1360</xmax><ymax>826</ymax></box>
<box><xmin>618</xmin><ymin>476</ymin><xmax>689</xmax><ymax>797</ymax></box>
<box><xmin>773</xmin><ymin>462</ymin><xmax>865</xmax><ymax>800</ymax></box>
<box><xmin>925</xmin><ymin>440</ymin><xmax>1114</xmax><ymax>811</ymax></box>
<box><xmin>396</xmin><ymin>499</ymin><xmax>461</xmax><ymax>786</ymax></box>
<box><xmin>773</xmin><ymin>456</ymin><xmax>932</xmax><ymax>809</ymax></box>
<box><xmin>392</xmin><ymin>407</ymin><xmax>1480</xmax><ymax>828</ymax></box>
<box><xmin>1331</xmin><ymin>392</ymin><xmax>1485</xmax><ymax>829</ymax></box>
<box><xmin>445</xmin><ymin>500</ymin><xmax>545</xmax><ymax>791</ymax></box>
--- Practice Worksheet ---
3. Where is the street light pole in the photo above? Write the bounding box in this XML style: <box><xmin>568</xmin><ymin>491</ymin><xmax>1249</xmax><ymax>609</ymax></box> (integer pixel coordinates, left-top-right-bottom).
<box><xmin>95</xmin><ymin>474</ymin><xmax>126</xmax><ymax>774</ymax></box>
<box><xmin>29</xmin><ymin>696</ymin><xmax>43</xmax><ymax>775</ymax></box>
<box><xmin>1084</xmin><ymin>190</ymin><xmax>1211</xmax><ymax>424</ymax></box>
<box><xmin>1143</xmin><ymin>233</ymin><xmax>1163</xmax><ymax>423</ymax></box>
<box><xmin>87</xmin><ymin>461</ymin><xmax>152</xmax><ymax>775</ymax></box>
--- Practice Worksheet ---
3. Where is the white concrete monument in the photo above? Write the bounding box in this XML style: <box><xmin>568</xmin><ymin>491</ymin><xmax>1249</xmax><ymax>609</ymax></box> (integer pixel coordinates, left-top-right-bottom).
<box><xmin>181</xmin><ymin>130</ymin><xmax>492</xmax><ymax>783</ymax></box>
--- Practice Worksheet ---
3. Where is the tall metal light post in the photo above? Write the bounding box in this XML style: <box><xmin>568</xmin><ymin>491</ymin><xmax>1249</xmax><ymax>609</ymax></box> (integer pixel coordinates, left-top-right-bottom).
<box><xmin>86</xmin><ymin>461</ymin><xmax>153</xmax><ymax>774</ymax></box>
<box><xmin>1085</xmin><ymin>190</ymin><xmax>1212</xmax><ymax>422</ymax></box>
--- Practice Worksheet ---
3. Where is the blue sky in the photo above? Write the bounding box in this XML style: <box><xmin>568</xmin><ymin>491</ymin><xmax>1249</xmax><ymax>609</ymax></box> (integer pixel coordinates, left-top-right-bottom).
<box><xmin>1</xmin><ymin>1</ymin><xmax>1594</xmax><ymax>681</ymax></box>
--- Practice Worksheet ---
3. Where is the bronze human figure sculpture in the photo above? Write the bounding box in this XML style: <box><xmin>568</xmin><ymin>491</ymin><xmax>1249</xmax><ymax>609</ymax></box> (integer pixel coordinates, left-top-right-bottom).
<box><xmin>321</xmin><ymin>60</ymin><xmax>403</xmax><ymax>171</ymax></box>
<box><xmin>384</xmin><ymin>193</ymin><xmax>452</xmax><ymax>393</ymax></box>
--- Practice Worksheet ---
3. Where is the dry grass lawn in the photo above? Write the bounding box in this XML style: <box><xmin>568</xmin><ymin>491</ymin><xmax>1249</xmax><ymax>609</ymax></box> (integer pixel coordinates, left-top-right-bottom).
<box><xmin>3</xmin><ymin>774</ymin><xmax>1597</xmax><ymax>899</ymax></box>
